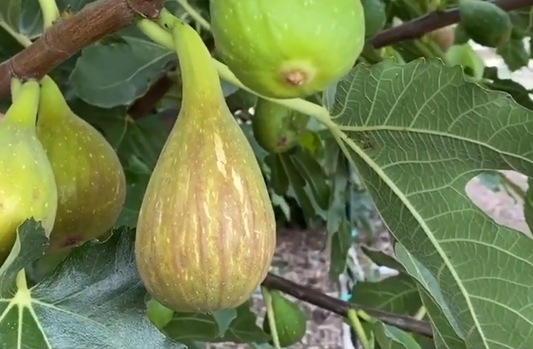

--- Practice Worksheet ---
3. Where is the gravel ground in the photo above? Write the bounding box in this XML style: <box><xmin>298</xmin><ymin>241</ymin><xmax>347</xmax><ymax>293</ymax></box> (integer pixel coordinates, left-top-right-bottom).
<box><xmin>210</xmin><ymin>44</ymin><xmax>533</xmax><ymax>348</ymax></box>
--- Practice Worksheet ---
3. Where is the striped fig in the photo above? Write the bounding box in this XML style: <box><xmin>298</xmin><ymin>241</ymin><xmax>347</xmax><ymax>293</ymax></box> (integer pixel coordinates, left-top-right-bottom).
<box><xmin>135</xmin><ymin>20</ymin><xmax>276</xmax><ymax>313</ymax></box>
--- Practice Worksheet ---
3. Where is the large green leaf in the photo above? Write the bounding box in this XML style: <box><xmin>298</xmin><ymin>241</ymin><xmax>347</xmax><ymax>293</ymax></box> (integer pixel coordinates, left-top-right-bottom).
<box><xmin>329</xmin><ymin>58</ymin><xmax>533</xmax><ymax>348</ymax></box>
<box><xmin>1</xmin><ymin>225</ymin><xmax>186</xmax><ymax>349</ymax></box>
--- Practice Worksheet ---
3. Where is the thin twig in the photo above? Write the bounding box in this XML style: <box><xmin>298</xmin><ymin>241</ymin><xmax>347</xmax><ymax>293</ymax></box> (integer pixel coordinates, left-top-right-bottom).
<box><xmin>0</xmin><ymin>0</ymin><xmax>166</xmax><ymax>98</ymax></box>
<box><xmin>371</xmin><ymin>0</ymin><xmax>533</xmax><ymax>48</ymax></box>
<box><xmin>262</xmin><ymin>273</ymin><xmax>433</xmax><ymax>337</ymax></box>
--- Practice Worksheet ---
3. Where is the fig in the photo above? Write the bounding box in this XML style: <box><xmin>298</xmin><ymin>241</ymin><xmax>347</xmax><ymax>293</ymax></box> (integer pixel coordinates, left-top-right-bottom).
<box><xmin>35</xmin><ymin>75</ymin><xmax>126</xmax><ymax>252</ymax></box>
<box><xmin>458</xmin><ymin>0</ymin><xmax>512</xmax><ymax>48</ymax></box>
<box><xmin>445</xmin><ymin>44</ymin><xmax>486</xmax><ymax>81</ymax></box>
<box><xmin>210</xmin><ymin>0</ymin><xmax>366</xmax><ymax>99</ymax></box>
<box><xmin>428</xmin><ymin>26</ymin><xmax>455</xmax><ymax>52</ymax></box>
<box><xmin>263</xmin><ymin>290</ymin><xmax>307</xmax><ymax>347</ymax></box>
<box><xmin>135</xmin><ymin>20</ymin><xmax>276</xmax><ymax>313</ymax></box>
<box><xmin>361</xmin><ymin>0</ymin><xmax>387</xmax><ymax>38</ymax></box>
<box><xmin>252</xmin><ymin>98</ymin><xmax>310</xmax><ymax>154</ymax></box>
<box><xmin>0</xmin><ymin>79</ymin><xmax>58</xmax><ymax>262</ymax></box>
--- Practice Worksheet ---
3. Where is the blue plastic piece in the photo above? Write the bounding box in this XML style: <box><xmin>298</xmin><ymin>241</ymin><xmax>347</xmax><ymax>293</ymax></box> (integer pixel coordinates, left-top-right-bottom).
<box><xmin>340</xmin><ymin>292</ymin><xmax>352</xmax><ymax>302</ymax></box>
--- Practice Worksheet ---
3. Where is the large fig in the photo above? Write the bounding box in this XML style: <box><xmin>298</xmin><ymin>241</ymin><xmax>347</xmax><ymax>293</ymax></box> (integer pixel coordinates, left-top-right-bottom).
<box><xmin>135</xmin><ymin>20</ymin><xmax>276</xmax><ymax>313</ymax></box>
<box><xmin>210</xmin><ymin>0</ymin><xmax>366</xmax><ymax>99</ymax></box>
<box><xmin>0</xmin><ymin>80</ymin><xmax>58</xmax><ymax>262</ymax></box>
<box><xmin>36</xmin><ymin>75</ymin><xmax>126</xmax><ymax>252</ymax></box>
<box><xmin>252</xmin><ymin>98</ymin><xmax>310</xmax><ymax>154</ymax></box>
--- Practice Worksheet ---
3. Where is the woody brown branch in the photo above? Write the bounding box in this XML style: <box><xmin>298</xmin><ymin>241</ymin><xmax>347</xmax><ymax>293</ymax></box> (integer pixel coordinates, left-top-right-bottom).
<box><xmin>0</xmin><ymin>0</ymin><xmax>166</xmax><ymax>98</ymax></box>
<box><xmin>262</xmin><ymin>273</ymin><xmax>433</xmax><ymax>337</ymax></box>
<box><xmin>0</xmin><ymin>0</ymin><xmax>531</xmax><ymax>100</ymax></box>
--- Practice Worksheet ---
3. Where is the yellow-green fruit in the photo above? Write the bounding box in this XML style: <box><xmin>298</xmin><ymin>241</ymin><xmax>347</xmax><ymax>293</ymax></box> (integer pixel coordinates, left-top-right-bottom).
<box><xmin>263</xmin><ymin>290</ymin><xmax>307</xmax><ymax>347</ymax></box>
<box><xmin>445</xmin><ymin>44</ymin><xmax>485</xmax><ymax>81</ymax></box>
<box><xmin>252</xmin><ymin>98</ymin><xmax>310</xmax><ymax>154</ymax></box>
<box><xmin>135</xmin><ymin>21</ymin><xmax>276</xmax><ymax>313</ymax></box>
<box><xmin>0</xmin><ymin>80</ymin><xmax>58</xmax><ymax>262</ymax></box>
<box><xmin>210</xmin><ymin>0</ymin><xmax>366</xmax><ymax>99</ymax></box>
<box><xmin>36</xmin><ymin>75</ymin><xmax>126</xmax><ymax>252</ymax></box>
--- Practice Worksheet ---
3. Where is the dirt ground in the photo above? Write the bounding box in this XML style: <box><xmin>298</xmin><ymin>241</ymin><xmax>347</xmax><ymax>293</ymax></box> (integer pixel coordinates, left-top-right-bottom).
<box><xmin>210</xmin><ymin>45</ymin><xmax>533</xmax><ymax>348</ymax></box>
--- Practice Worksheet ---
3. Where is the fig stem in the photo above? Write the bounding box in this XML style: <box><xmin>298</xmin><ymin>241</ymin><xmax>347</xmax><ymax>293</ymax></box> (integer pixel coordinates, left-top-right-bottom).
<box><xmin>15</xmin><ymin>269</ymin><xmax>29</xmax><ymax>292</ymax></box>
<box><xmin>175</xmin><ymin>0</ymin><xmax>210</xmax><ymax>30</ymax></box>
<box><xmin>261</xmin><ymin>286</ymin><xmax>282</xmax><ymax>349</ymax></box>
<box><xmin>4</xmin><ymin>80</ymin><xmax>41</xmax><ymax>128</ymax></box>
<box><xmin>37</xmin><ymin>0</ymin><xmax>61</xmax><ymax>29</ymax></box>
<box><xmin>0</xmin><ymin>22</ymin><xmax>32</xmax><ymax>48</ymax></box>
<box><xmin>137</xmin><ymin>15</ymin><xmax>331</xmax><ymax>122</ymax></box>
<box><xmin>157</xmin><ymin>8</ymin><xmax>224</xmax><ymax>106</ymax></box>
<box><xmin>347</xmin><ymin>308</ymin><xmax>372</xmax><ymax>349</ymax></box>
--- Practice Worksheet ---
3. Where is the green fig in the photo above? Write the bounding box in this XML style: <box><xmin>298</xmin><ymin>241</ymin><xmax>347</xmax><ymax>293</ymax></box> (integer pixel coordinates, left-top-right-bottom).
<box><xmin>35</xmin><ymin>75</ymin><xmax>126</xmax><ymax>252</ymax></box>
<box><xmin>263</xmin><ymin>290</ymin><xmax>307</xmax><ymax>347</ymax></box>
<box><xmin>135</xmin><ymin>20</ymin><xmax>276</xmax><ymax>313</ymax></box>
<box><xmin>252</xmin><ymin>98</ymin><xmax>310</xmax><ymax>154</ymax></box>
<box><xmin>445</xmin><ymin>44</ymin><xmax>486</xmax><ymax>81</ymax></box>
<box><xmin>210</xmin><ymin>0</ymin><xmax>366</xmax><ymax>99</ymax></box>
<box><xmin>458</xmin><ymin>0</ymin><xmax>512</xmax><ymax>48</ymax></box>
<box><xmin>0</xmin><ymin>79</ymin><xmax>58</xmax><ymax>262</ymax></box>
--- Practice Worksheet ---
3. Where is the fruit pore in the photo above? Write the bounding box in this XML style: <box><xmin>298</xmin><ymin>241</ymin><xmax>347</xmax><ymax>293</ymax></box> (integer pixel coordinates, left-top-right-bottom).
<box><xmin>210</xmin><ymin>0</ymin><xmax>366</xmax><ymax>99</ymax></box>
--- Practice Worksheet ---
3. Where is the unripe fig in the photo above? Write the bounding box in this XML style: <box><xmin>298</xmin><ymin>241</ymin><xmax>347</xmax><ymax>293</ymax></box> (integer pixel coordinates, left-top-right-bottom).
<box><xmin>135</xmin><ymin>20</ymin><xmax>276</xmax><ymax>313</ymax></box>
<box><xmin>458</xmin><ymin>0</ymin><xmax>512</xmax><ymax>48</ymax></box>
<box><xmin>263</xmin><ymin>290</ymin><xmax>307</xmax><ymax>347</ymax></box>
<box><xmin>36</xmin><ymin>75</ymin><xmax>126</xmax><ymax>252</ymax></box>
<box><xmin>445</xmin><ymin>44</ymin><xmax>486</xmax><ymax>81</ymax></box>
<box><xmin>252</xmin><ymin>98</ymin><xmax>310</xmax><ymax>154</ymax></box>
<box><xmin>210</xmin><ymin>0</ymin><xmax>366</xmax><ymax>99</ymax></box>
<box><xmin>0</xmin><ymin>80</ymin><xmax>58</xmax><ymax>262</ymax></box>
<box><xmin>361</xmin><ymin>0</ymin><xmax>386</xmax><ymax>38</ymax></box>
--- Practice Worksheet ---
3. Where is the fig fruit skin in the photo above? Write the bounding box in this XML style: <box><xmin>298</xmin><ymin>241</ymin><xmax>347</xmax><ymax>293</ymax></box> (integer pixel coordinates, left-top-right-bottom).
<box><xmin>445</xmin><ymin>44</ymin><xmax>486</xmax><ymax>81</ymax></box>
<box><xmin>36</xmin><ymin>75</ymin><xmax>126</xmax><ymax>252</ymax></box>
<box><xmin>428</xmin><ymin>26</ymin><xmax>455</xmax><ymax>52</ymax></box>
<box><xmin>458</xmin><ymin>0</ymin><xmax>512</xmax><ymax>48</ymax></box>
<box><xmin>0</xmin><ymin>80</ymin><xmax>58</xmax><ymax>262</ymax></box>
<box><xmin>263</xmin><ymin>290</ymin><xmax>307</xmax><ymax>347</ymax></box>
<box><xmin>135</xmin><ymin>21</ymin><xmax>276</xmax><ymax>313</ymax></box>
<box><xmin>210</xmin><ymin>0</ymin><xmax>366</xmax><ymax>99</ymax></box>
<box><xmin>252</xmin><ymin>98</ymin><xmax>310</xmax><ymax>154</ymax></box>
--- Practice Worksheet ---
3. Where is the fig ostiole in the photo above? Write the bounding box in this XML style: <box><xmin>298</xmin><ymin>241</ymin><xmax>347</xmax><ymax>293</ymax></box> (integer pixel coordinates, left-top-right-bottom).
<box><xmin>210</xmin><ymin>0</ymin><xmax>366</xmax><ymax>99</ymax></box>
<box><xmin>135</xmin><ymin>20</ymin><xmax>277</xmax><ymax>313</ymax></box>
<box><xmin>252</xmin><ymin>98</ymin><xmax>310</xmax><ymax>154</ymax></box>
<box><xmin>36</xmin><ymin>75</ymin><xmax>127</xmax><ymax>252</ymax></box>
<box><xmin>0</xmin><ymin>79</ymin><xmax>58</xmax><ymax>263</ymax></box>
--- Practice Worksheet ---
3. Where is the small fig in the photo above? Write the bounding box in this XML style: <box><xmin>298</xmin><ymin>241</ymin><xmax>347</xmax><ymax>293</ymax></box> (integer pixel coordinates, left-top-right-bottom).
<box><xmin>0</xmin><ymin>80</ymin><xmax>58</xmax><ymax>262</ymax></box>
<box><xmin>427</xmin><ymin>26</ymin><xmax>455</xmax><ymax>52</ymax></box>
<box><xmin>458</xmin><ymin>0</ymin><xmax>512</xmax><ymax>48</ymax></box>
<box><xmin>36</xmin><ymin>75</ymin><xmax>126</xmax><ymax>252</ymax></box>
<box><xmin>252</xmin><ymin>99</ymin><xmax>310</xmax><ymax>154</ymax></box>
<box><xmin>445</xmin><ymin>44</ymin><xmax>486</xmax><ymax>80</ymax></box>
<box><xmin>135</xmin><ymin>21</ymin><xmax>276</xmax><ymax>313</ymax></box>
<box><xmin>361</xmin><ymin>0</ymin><xmax>387</xmax><ymax>38</ymax></box>
<box><xmin>263</xmin><ymin>290</ymin><xmax>307</xmax><ymax>347</ymax></box>
<box><xmin>210</xmin><ymin>0</ymin><xmax>366</xmax><ymax>99</ymax></box>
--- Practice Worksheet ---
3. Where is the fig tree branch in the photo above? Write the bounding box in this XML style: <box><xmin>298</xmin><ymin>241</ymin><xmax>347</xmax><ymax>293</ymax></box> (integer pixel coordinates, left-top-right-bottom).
<box><xmin>0</xmin><ymin>0</ymin><xmax>166</xmax><ymax>98</ymax></box>
<box><xmin>262</xmin><ymin>272</ymin><xmax>433</xmax><ymax>338</ymax></box>
<box><xmin>371</xmin><ymin>0</ymin><xmax>533</xmax><ymax>48</ymax></box>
